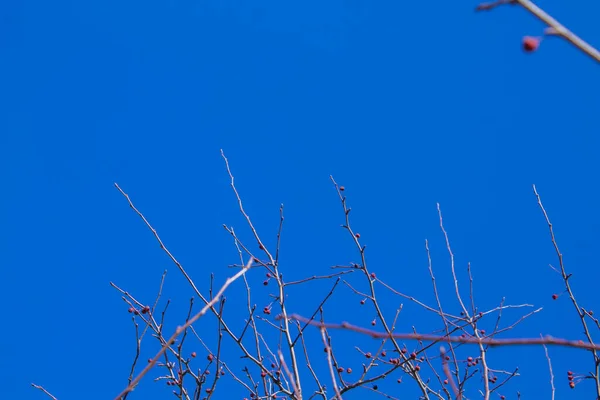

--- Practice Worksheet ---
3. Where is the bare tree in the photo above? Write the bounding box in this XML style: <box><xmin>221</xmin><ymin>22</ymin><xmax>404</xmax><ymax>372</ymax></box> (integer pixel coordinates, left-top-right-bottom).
<box><xmin>33</xmin><ymin>151</ymin><xmax>599</xmax><ymax>400</ymax></box>
<box><xmin>31</xmin><ymin>2</ymin><xmax>600</xmax><ymax>400</ymax></box>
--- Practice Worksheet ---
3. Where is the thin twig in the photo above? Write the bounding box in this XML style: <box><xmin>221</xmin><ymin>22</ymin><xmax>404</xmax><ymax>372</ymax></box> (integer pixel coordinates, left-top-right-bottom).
<box><xmin>31</xmin><ymin>384</ymin><xmax>58</xmax><ymax>400</ymax></box>
<box><xmin>533</xmin><ymin>184</ymin><xmax>600</xmax><ymax>396</ymax></box>
<box><xmin>542</xmin><ymin>340</ymin><xmax>555</xmax><ymax>400</ymax></box>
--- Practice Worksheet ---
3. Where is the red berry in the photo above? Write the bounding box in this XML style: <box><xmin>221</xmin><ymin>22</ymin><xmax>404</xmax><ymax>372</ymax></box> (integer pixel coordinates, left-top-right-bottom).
<box><xmin>479</xmin><ymin>329</ymin><xmax>486</xmax><ymax>335</ymax></box>
<box><xmin>401</xmin><ymin>348</ymin><xmax>407</xmax><ymax>354</ymax></box>
<box><xmin>128</xmin><ymin>307</ymin><xmax>134</xmax><ymax>313</ymax></box>
<box><xmin>339</xmin><ymin>186</ymin><xmax>345</xmax><ymax>191</ymax></box>
<box><xmin>346</xmin><ymin>368</ymin><xmax>352</xmax><ymax>373</ymax></box>
<box><xmin>568</xmin><ymin>371</ymin><xmax>573</xmax><ymax>376</ymax></box>
<box><xmin>522</xmin><ymin>36</ymin><xmax>540</xmax><ymax>52</ymax></box>
<box><xmin>337</xmin><ymin>367</ymin><xmax>344</xmax><ymax>373</ymax></box>
<box><xmin>443</xmin><ymin>379</ymin><xmax>448</xmax><ymax>385</ymax></box>
<box><xmin>261</xmin><ymin>371</ymin><xmax>267</xmax><ymax>378</ymax></box>
<box><xmin>370</xmin><ymin>272</ymin><xmax>376</xmax><ymax>279</ymax></box>
<box><xmin>371</xmin><ymin>319</ymin><xmax>376</xmax><ymax>326</ymax></box>
<box><xmin>360</xmin><ymin>299</ymin><xmax>365</xmax><ymax>305</ymax></box>
<box><xmin>414</xmin><ymin>365</ymin><xmax>421</xmax><ymax>371</ymax></box>
<box><xmin>552</xmin><ymin>294</ymin><xmax>558</xmax><ymax>300</ymax></box>
<box><xmin>569</xmin><ymin>381</ymin><xmax>575</xmax><ymax>388</ymax></box>
<box><xmin>263</xmin><ymin>307</ymin><xmax>271</xmax><ymax>315</ymax></box>
<box><xmin>365</xmin><ymin>352</ymin><xmax>372</xmax><ymax>358</ymax></box>
<box><xmin>381</xmin><ymin>351</ymin><xmax>387</xmax><ymax>357</ymax></box>
<box><xmin>141</xmin><ymin>305</ymin><xmax>150</xmax><ymax>314</ymax></box>
<box><xmin>355</xmin><ymin>233</ymin><xmax>361</xmax><ymax>238</ymax></box>
<box><xmin>191</xmin><ymin>352</ymin><xmax>197</xmax><ymax>358</ymax></box>
<box><xmin>410</xmin><ymin>352</ymin><xmax>417</xmax><ymax>359</ymax></box>
<box><xmin>207</xmin><ymin>354</ymin><xmax>214</xmax><ymax>361</ymax></box>
<box><xmin>263</xmin><ymin>280</ymin><xmax>269</xmax><ymax>286</ymax></box>
<box><xmin>467</xmin><ymin>356</ymin><xmax>473</xmax><ymax>362</ymax></box>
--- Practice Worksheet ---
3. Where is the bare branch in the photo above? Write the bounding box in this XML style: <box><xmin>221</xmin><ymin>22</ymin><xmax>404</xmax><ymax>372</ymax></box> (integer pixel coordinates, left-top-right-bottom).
<box><xmin>476</xmin><ymin>0</ymin><xmax>600</xmax><ymax>63</ymax></box>
<box><xmin>287</xmin><ymin>315</ymin><xmax>600</xmax><ymax>352</ymax></box>
<box><xmin>114</xmin><ymin>258</ymin><xmax>253</xmax><ymax>400</ymax></box>
<box><xmin>31</xmin><ymin>384</ymin><xmax>58</xmax><ymax>400</ymax></box>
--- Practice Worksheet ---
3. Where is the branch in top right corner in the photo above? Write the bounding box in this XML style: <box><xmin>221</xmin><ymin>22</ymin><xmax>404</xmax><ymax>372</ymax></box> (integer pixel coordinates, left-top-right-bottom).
<box><xmin>476</xmin><ymin>0</ymin><xmax>600</xmax><ymax>63</ymax></box>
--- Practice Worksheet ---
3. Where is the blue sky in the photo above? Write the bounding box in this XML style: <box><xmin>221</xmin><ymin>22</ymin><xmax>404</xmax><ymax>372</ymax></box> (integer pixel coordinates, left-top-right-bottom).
<box><xmin>1</xmin><ymin>0</ymin><xmax>599</xmax><ymax>399</ymax></box>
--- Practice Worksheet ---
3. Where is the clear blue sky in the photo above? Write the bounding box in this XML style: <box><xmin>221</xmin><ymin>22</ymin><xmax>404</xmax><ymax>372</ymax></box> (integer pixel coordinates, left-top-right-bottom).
<box><xmin>1</xmin><ymin>1</ymin><xmax>599</xmax><ymax>399</ymax></box>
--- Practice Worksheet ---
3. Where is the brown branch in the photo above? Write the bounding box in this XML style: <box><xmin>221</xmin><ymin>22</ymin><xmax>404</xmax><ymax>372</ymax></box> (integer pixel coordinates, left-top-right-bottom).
<box><xmin>287</xmin><ymin>315</ymin><xmax>600</xmax><ymax>351</ymax></box>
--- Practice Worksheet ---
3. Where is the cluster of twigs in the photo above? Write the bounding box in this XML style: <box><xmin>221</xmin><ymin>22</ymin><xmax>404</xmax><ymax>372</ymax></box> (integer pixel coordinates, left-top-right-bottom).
<box><xmin>32</xmin><ymin>151</ymin><xmax>599</xmax><ymax>400</ymax></box>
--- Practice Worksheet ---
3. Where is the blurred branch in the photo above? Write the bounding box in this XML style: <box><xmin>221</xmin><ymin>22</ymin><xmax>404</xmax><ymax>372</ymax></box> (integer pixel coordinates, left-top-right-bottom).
<box><xmin>114</xmin><ymin>258</ymin><xmax>253</xmax><ymax>400</ymax></box>
<box><xmin>31</xmin><ymin>384</ymin><xmax>58</xmax><ymax>400</ymax></box>
<box><xmin>476</xmin><ymin>0</ymin><xmax>600</xmax><ymax>63</ymax></box>
<box><xmin>287</xmin><ymin>315</ymin><xmax>600</xmax><ymax>351</ymax></box>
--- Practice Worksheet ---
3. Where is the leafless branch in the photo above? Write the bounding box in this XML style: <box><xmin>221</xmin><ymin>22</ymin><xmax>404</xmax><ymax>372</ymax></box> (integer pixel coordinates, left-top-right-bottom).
<box><xmin>476</xmin><ymin>0</ymin><xmax>600</xmax><ymax>63</ymax></box>
<box><xmin>31</xmin><ymin>384</ymin><xmax>58</xmax><ymax>400</ymax></box>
